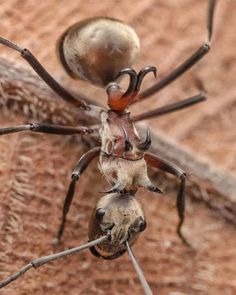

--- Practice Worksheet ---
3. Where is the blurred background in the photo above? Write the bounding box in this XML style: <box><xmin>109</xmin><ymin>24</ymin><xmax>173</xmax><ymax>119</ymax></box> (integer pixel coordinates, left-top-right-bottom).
<box><xmin>0</xmin><ymin>0</ymin><xmax>235</xmax><ymax>294</ymax></box>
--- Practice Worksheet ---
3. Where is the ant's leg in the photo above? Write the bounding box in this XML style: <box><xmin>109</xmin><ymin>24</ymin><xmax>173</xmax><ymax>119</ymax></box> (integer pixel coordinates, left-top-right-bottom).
<box><xmin>133</xmin><ymin>92</ymin><xmax>206</xmax><ymax>122</ymax></box>
<box><xmin>0</xmin><ymin>37</ymin><xmax>89</xmax><ymax>109</ymax></box>
<box><xmin>135</xmin><ymin>0</ymin><xmax>217</xmax><ymax>102</ymax></box>
<box><xmin>0</xmin><ymin>235</ymin><xmax>107</xmax><ymax>289</ymax></box>
<box><xmin>55</xmin><ymin>146</ymin><xmax>100</xmax><ymax>243</ymax></box>
<box><xmin>144</xmin><ymin>152</ymin><xmax>189</xmax><ymax>246</ymax></box>
<box><xmin>0</xmin><ymin>123</ymin><xmax>94</xmax><ymax>136</ymax></box>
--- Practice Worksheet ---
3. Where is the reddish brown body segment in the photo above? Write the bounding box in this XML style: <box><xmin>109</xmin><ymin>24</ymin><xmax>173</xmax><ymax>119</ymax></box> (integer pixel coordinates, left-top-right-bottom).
<box><xmin>105</xmin><ymin>110</ymin><xmax>141</xmax><ymax>159</ymax></box>
<box><xmin>98</xmin><ymin>109</ymin><xmax>156</xmax><ymax>194</ymax></box>
<box><xmin>108</xmin><ymin>89</ymin><xmax>137</xmax><ymax>111</ymax></box>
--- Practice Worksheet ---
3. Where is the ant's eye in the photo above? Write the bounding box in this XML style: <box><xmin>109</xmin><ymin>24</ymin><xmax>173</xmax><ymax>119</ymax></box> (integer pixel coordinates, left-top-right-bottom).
<box><xmin>96</xmin><ymin>208</ymin><xmax>105</xmax><ymax>221</ymax></box>
<box><xmin>139</xmin><ymin>220</ymin><xmax>146</xmax><ymax>232</ymax></box>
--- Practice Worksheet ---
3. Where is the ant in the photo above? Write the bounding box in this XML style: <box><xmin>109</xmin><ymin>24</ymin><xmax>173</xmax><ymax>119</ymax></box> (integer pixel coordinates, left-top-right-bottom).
<box><xmin>0</xmin><ymin>1</ymin><xmax>217</xmax><ymax>294</ymax></box>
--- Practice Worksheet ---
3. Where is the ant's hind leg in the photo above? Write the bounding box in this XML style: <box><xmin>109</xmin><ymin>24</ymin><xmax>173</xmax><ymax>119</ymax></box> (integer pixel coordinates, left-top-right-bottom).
<box><xmin>135</xmin><ymin>0</ymin><xmax>218</xmax><ymax>101</ymax></box>
<box><xmin>0</xmin><ymin>37</ymin><xmax>88</xmax><ymax>108</ymax></box>
<box><xmin>144</xmin><ymin>152</ymin><xmax>190</xmax><ymax>246</ymax></box>
<box><xmin>54</xmin><ymin>146</ymin><xmax>100</xmax><ymax>244</ymax></box>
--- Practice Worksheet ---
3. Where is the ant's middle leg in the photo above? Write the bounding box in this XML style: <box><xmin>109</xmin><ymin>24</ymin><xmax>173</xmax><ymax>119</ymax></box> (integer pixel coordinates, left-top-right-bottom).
<box><xmin>0</xmin><ymin>123</ymin><xmax>94</xmax><ymax>136</ymax></box>
<box><xmin>133</xmin><ymin>92</ymin><xmax>206</xmax><ymax>122</ymax></box>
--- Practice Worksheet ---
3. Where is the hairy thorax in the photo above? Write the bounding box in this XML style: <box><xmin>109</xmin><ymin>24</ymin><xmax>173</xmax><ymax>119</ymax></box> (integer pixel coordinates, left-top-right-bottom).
<box><xmin>99</xmin><ymin>110</ymin><xmax>153</xmax><ymax>192</ymax></box>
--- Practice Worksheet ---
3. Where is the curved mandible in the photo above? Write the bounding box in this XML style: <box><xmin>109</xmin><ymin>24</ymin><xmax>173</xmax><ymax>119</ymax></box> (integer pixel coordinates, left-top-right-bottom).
<box><xmin>116</xmin><ymin>68</ymin><xmax>138</xmax><ymax>98</ymax></box>
<box><xmin>135</xmin><ymin>66</ymin><xmax>157</xmax><ymax>93</ymax></box>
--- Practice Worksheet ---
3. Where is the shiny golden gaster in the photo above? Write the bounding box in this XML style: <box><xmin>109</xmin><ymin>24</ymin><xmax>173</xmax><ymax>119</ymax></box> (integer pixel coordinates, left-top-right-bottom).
<box><xmin>58</xmin><ymin>17</ymin><xmax>140</xmax><ymax>87</ymax></box>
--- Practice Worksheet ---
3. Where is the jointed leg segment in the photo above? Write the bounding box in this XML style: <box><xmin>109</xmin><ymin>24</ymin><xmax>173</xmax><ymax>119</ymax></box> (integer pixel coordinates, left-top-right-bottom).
<box><xmin>135</xmin><ymin>0</ymin><xmax>217</xmax><ymax>101</ymax></box>
<box><xmin>144</xmin><ymin>152</ymin><xmax>189</xmax><ymax>245</ymax></box>
<box><xmin>0</xmin><ymin>37</ymin><xmax>89</xmax><ymax>109</ymax></box>
<box><xmin>0</xmin><ymin>123</ymin><xmax>94</xmax><ymax>135</ymax></box>
<box><xmin>55</xmin><ymin>146</ymin><xmax>100</xmax><ymax>243</ymax></box>
<box><xmin>133</xmin><ymin>92</ymin><xmax>206</xmax><ymax>122</ymax></box>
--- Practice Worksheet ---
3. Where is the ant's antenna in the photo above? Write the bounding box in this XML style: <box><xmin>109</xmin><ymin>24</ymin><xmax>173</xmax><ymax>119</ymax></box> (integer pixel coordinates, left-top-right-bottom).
<box><xmin>126</xmin><ymin>241</ymin><xmax>153</xmax><ymax>295</ymax></box>
<box><xmin>0</xmin><ymin>235</ymin><xmax>108</xmax><ymax>289</ymax></box>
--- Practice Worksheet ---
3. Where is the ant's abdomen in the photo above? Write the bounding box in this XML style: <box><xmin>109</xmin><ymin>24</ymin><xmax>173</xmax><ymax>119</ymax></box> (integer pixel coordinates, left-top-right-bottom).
<box><xmin>58</xmin><ymin>17</ymin><xmax>140</xmax><ymax>87</ymax></box>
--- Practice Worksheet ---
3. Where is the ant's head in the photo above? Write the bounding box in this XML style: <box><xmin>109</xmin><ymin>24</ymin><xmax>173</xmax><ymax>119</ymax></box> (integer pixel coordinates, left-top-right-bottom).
<box><xmin>88</xmin><ymin>193</ymin><xmax>146</xmax><ymax>259</ymax></box>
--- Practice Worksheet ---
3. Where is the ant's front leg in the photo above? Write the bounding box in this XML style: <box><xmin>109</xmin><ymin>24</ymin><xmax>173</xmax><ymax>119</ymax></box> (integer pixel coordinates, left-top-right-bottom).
<box><xmin>55</xmin><ymin>146</ymin><xmax>100</xmax><ymax>244</ymax></box>
<box><xmin>144</xmin><ymin>152</ymin><xmax>189</xmax><ymax>246</ymax></box>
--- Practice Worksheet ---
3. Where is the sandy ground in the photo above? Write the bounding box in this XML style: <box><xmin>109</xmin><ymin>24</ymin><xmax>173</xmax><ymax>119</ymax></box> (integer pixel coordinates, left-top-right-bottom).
<box><xmin>0</xmin><ymin>0</ymin><xmax>235</xmax><ymax>294</ymax></box>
